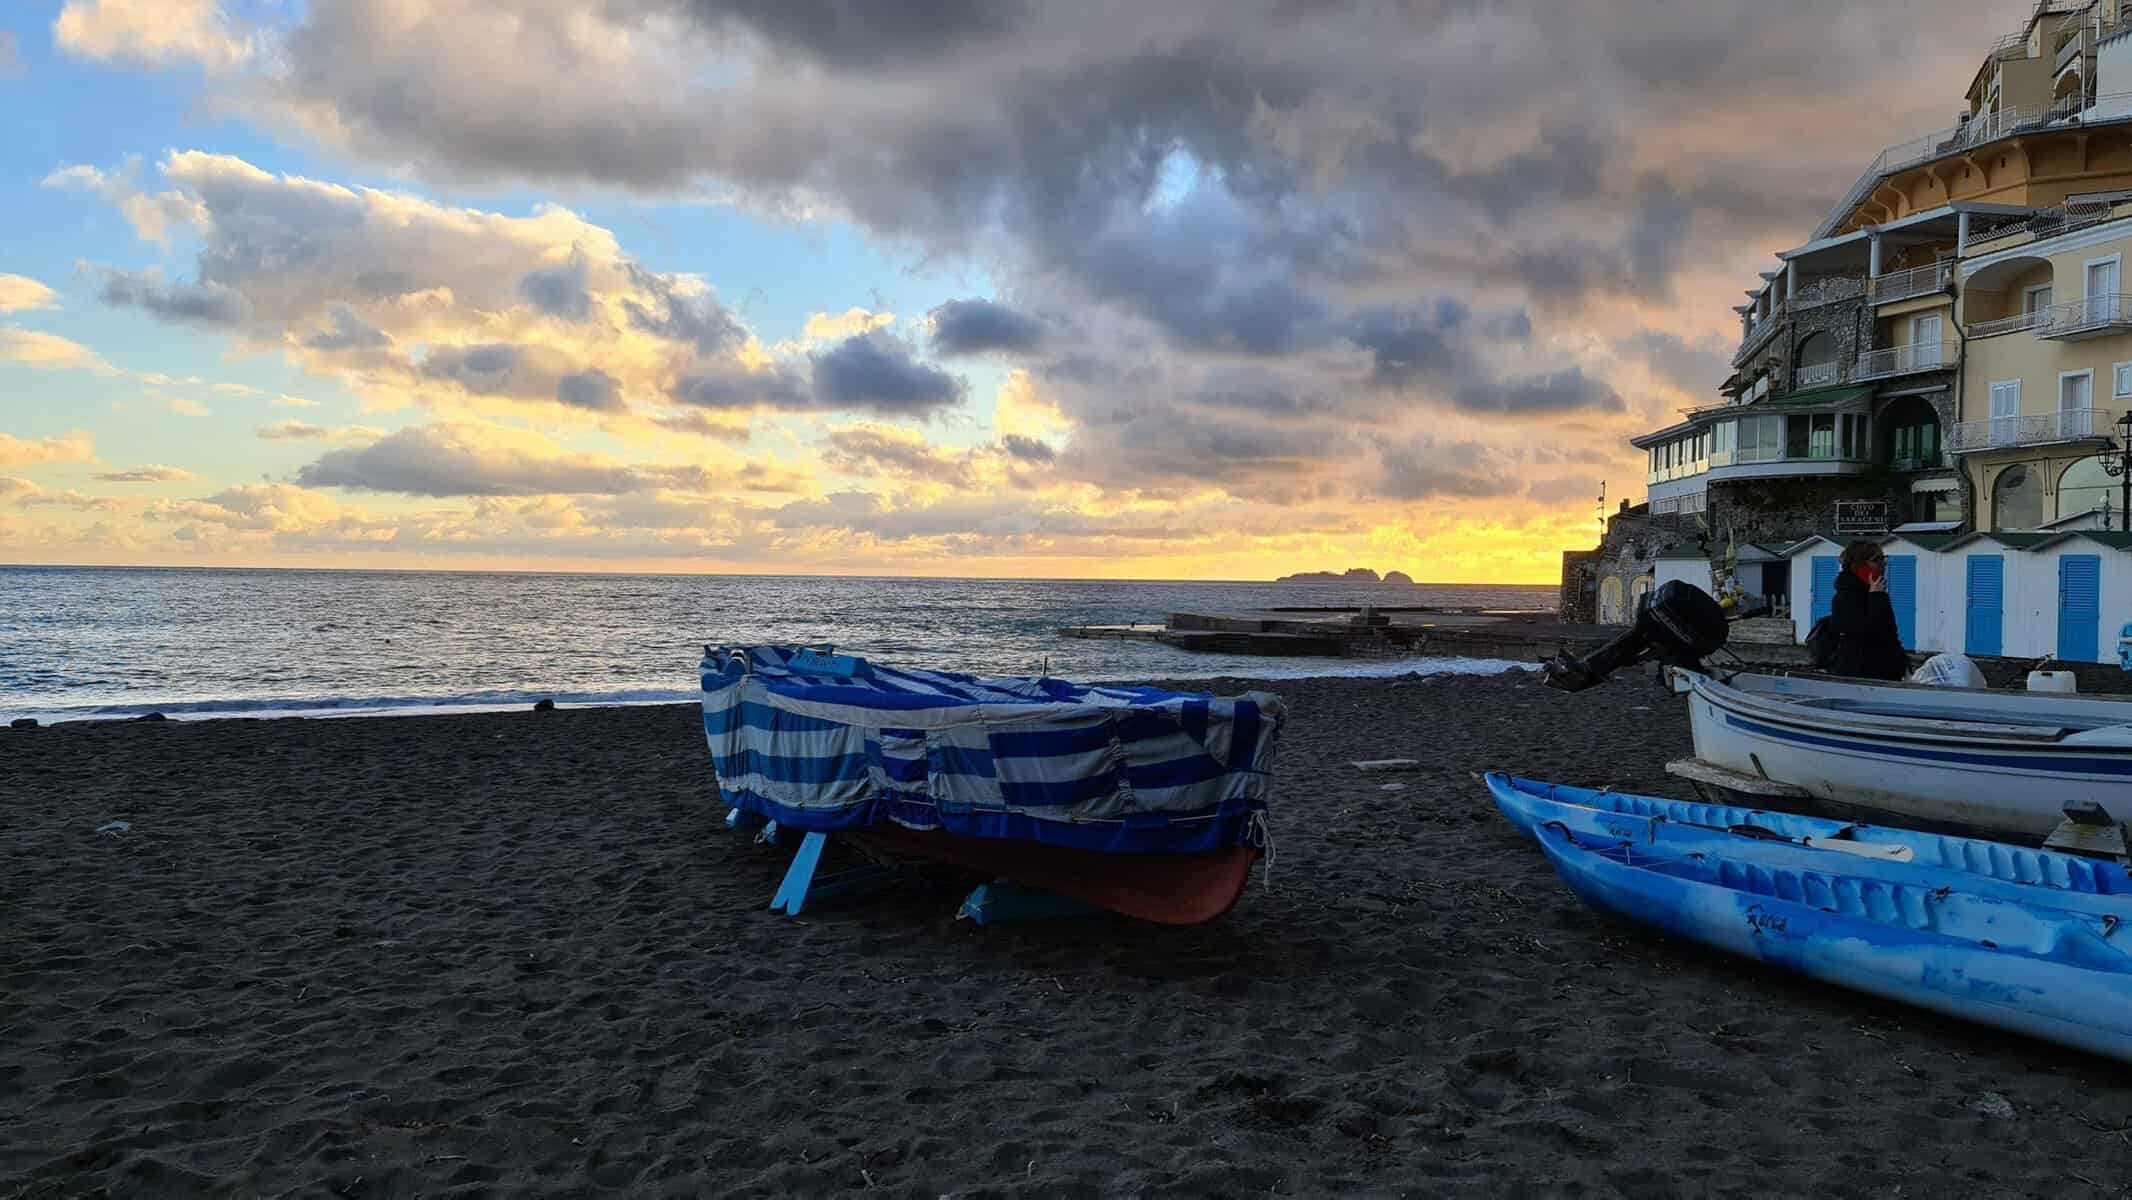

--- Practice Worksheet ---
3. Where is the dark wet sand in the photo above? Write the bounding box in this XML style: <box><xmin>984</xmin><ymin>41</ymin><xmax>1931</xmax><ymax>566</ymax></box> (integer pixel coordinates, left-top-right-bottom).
<box><xmin>7</xmin><ymin>672</ymin><xmax>2132</xmax><ymax>1197</ymax></box>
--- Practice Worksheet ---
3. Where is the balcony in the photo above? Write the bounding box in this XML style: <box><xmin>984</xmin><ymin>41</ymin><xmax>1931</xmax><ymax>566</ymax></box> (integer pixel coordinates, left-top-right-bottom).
<box><xmin>1733</xmin><ymin>310</ymin><xmax>1783</xmax><ymax>366</ymax></box>
<box><xmin>2038</xmin><ymin>292</ymin><xmax>2132</xmax><ymax>339</ymax></box>
<box><xmin>1794</xmin><ymin>361</ymin><xmax>1841</xmax><ymax>388</ymax></box>
<box><xmin>2057</xmin><ymin>32</ymin><xmax>2087</xmax><ymax>74</ymax></box>
<box><xmin>1947</xmin><ymin>407</ymin><xmax>2113</xmax><ymax>453</ymax></box>
<box><xmin>1968</xmin><ymin>307</ymin><xmax>2058</xmax><ymax>337</ymax></box>
<box><xmin>1854</xmin><ymin>341</ymin><xmax>1958</xmax><ymax>380</ymax></box>
<box><xmin>1867</xmin><ymin>261</ymin><xmax>1953</xmax><ymax>305</ymax></box>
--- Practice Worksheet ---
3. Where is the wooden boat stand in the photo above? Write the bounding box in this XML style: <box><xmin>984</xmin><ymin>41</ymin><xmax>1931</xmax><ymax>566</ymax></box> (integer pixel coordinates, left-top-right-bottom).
<box><xmin>726</xmin><ymin>807</ymin><xmax>1107</xmax><ymax>923</ymax></box>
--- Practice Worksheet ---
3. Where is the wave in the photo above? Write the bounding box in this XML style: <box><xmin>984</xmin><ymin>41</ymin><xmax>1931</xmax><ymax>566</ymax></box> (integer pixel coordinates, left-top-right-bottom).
<box><xmin>9</xmin><ymin>656</ymin><xmax>1528</xmax><ymax>726</ymax></box>
<box><xmin>14</xmin><ymin>686</ymin><xmax>704</xmax><ymax>726</ymax></box>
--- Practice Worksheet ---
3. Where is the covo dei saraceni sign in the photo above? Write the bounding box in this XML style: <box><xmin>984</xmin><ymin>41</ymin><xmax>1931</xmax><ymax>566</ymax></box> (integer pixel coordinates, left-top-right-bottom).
<box><xmin>1833</xmin><ymin>500</ymin><xmax>1890</xmax><ymax>535</ymax></box>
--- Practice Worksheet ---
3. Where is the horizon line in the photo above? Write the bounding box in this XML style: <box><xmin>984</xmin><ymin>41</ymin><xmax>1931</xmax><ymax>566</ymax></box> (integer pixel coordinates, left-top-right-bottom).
<box><xmin>0</xmin><ymin>561</ymin><xmax>1560</xmax><ymax>587</ymax></box>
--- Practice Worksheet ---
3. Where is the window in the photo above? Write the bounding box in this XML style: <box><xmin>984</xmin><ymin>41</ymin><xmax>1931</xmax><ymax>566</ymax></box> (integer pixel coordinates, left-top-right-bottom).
<box><xmin>1790</xmin><ymin>413</ymin><xmax>1837</xmax><ymax>459</ymax></box>
<box><xmin>1711</xmin><ymin>420</ymin><xmax>1737</xmax><ymax>467</ymax></box>
<box><xmin>2116</xmin><ymin>362</ymin><xmax>2132</xmax><ymax>400</ymax></box>
<box><xmin>2025</xmin><ymin>284</ymin><xmax>2054</xmax><ymax>313</ymax></box>
<box><xmin>2060</xmin><ymin>456</ymin><xmax>2119</xmax><ymax>523</ymax></box>
<box><xmin>1989</xmin><ymin>380</ymin><xmax>2022</xmax><ymax>446</ymax></box>
<box><xmin>2062</xmin><ymin>370</ymin><xmax>2095</xmax><ymax>437</ymax></box>
<box><xmin>1841</xmin><ymin>413</ymin><xmax>1867</xmax><ymax>460</ymax></box>
<box><xmin>1992</xmin><ymin>464</ymin><xmax>2045</xmax><ymax>530</ymax></box>
<box><xmin>1737</xmin><ymin>414</ymin><xmax>1780</xmax><ymax>461</ymax></box>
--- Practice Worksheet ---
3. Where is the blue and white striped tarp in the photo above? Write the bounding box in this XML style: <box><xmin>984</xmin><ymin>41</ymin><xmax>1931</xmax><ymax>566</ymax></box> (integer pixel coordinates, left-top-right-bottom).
<box><xmin>700</xmin><ymin>646</ymin><xmax>1283</xmax><ymax>855</ymax></box>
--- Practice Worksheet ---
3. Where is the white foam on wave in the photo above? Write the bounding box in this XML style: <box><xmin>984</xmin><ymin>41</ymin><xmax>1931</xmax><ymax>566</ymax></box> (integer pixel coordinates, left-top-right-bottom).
<box><xmin>10</xmin><ymin>656</ymin><xmax>1529</xmax><ymax>726</ymax></box>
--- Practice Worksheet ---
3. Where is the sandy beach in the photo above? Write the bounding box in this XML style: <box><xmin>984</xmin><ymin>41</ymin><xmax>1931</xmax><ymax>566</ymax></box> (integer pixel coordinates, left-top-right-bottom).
<box><xmin>7</xmin><ymin>671</ymin><xmax>2132</xmax><ymax>1197</ymax></box>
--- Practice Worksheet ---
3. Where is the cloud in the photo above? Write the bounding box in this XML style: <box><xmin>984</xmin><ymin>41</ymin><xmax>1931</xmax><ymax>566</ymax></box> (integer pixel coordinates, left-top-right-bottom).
<box><xmin>557</xmin><ymin>369</ymin><xmax>624</xmax><ymax>411</ymax></box>
<box><xmin>929</xmin><ymin>299</ymin><xmax>1046</xmax><ymax>356</ymax></box>
<box><xmin>0</xmin><ymin>476</ymin><xmax>37</xmax><ymax>499</ymax></box>
<box><xmin>0</xmin><ymin>31</ymin><xmax>20</xmax><ymax>78</ymax></box>
<box><xmin>94</xmin><ymin>465</ymin><xmax>197</xmax><ymax>482</ymax></box>
<box><xmin>518</xmin><ymin>251</ymin><xmax>592</xmax><ymax>320</ymax></box>
<box><xmin>1375</xmin><ymin>436</ymin><xmax>1520</xmax><ymax>501</ymax></box>
<box><xmin>803</xmin><ymin>308</ymin><xmax>895</xmax><ymax>342</ymax></box>
<box><xmin>0</xmin><ymin>275</ymin><xmax>58</xmax><ymax>313</ymax></box>
<box><xmin>295</xmin><ymin>423</ymin><xmax>690</xmax><ymax>497</ymax></box>
<box><xmin>95</xmin><ymin>267</ymin><xmax>250</xmax><ymax>327</ymax></box>
<box><xmin>0</xmin><ymin>430</ymin><xmax>95</xmax><ymax>468</ymax></box>
<box><xmin>1449</xmin><ymin>367</ymin><xmax>1624</xmax><ymax>415</ymax></box>
<box><xmin>19</xmin><ymin>488</ymin><xmax>125</xmax><ymax>512</ymax></box>
<box><xmin>166</xmin><ymin>398</ymin><xmax>210</xmax><ymax>417</ymax></box>
<box><xmin>671</xmin><ymin>362</ymin><xmax>811</xmax><ymax>410</ymax></box>
<box><xmin>0</xmin><ymin>329</ymin><xmax>114</xmax><ymax>374</ymax></box>
<box><xmin>303</xmin><ymin>304</ymin><xmax>391</xmax><ymax>352</ymax></box>
<box><xmin>53</xmin><ymin>0</ymin><xmax>254</xmax><ymax>73</ymax></box>
<box><xmin>811</xmin><ymin>333</ymin><xmax>966</xmax><ymax>415</ymax></box>
<box><xmin>999</xmin><ymin>433</ymin><xmax>1055</xmax><ymax>462</ymax></box>
<box><xmin>821</xmin><ymin>426</ymin><xmax>973</xmax><ymax>485</ymax></box>
<box><xmin>255</xmin><ymin>420</ymin><xmax>384</xmax><ymax>442</ymax></box>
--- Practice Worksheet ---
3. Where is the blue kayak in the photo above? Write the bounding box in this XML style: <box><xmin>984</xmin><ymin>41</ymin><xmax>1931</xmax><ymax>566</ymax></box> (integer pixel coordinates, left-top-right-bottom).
<box><xmin>1534</xmin><ymin>823</ymin><xmax>2132</xmax><ymax>1064</ymax></box>
<box><xmin>1485</xmin><ymin>773</ymin><xmax>2132</xmax><ymax>915</ymax></box>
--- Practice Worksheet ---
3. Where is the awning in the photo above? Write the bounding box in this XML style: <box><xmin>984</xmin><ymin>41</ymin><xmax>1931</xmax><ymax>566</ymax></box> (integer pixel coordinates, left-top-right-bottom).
<box><xmin>1911</xmin><ymin>477</ymin><xmax>1961</xmax><ymax>494</ymax></box>
<box><xmin>1753</xmin><ymin>385</ymin><xmax>1873</xmax><ymax>410</ymax></box>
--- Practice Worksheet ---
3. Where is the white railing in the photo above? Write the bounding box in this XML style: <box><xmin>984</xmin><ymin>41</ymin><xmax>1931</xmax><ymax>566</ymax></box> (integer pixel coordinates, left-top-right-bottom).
<box><xmin>1968</xmin><ymin>306</ymin><xmax>2058</xmax><ymax>337</ymax></box>
<box><xmin>1736</xmin><ymin>445</ymin><xmax>1784</xmax><ymax>464</ymax></box>
<box><xmin>1794</xmin><ymin>361</ymin><xmax>1840</xmax><ymax>388</ymax></box>
<box><xmin>1868</xmin><ymin>261</ymin><xmax>1954</xmax><ymax>304</ymax></box>
<box><xmin>1816</xmin><ymin>108</ymin><xmax>2027</xmax><ymax>238</ymax></box>
<box><xmin>2042</xmin><ymin>291</ymin><xmax>2132</xmax><ymax>335</ymax></box>
<box><xmin>1948</xmin><ymin>407</ymin><xmax>2112</xmax><ymax>451</ymax></box>
<box><xmin>1855</xmin><ymin>341</ymin><xmax>1959</xmax><ymax>379</ymax></box>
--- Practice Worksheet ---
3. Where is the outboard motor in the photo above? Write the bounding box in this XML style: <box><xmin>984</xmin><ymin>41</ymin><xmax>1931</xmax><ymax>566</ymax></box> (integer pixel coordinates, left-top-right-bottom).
<box><xmin>1544</xmin><ymin>581</ymin><xmax>1730</xmax><ymax>693</ymax></box>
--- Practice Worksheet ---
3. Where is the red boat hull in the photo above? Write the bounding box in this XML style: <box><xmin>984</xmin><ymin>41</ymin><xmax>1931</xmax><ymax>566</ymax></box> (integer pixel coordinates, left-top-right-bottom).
<box><xmin>852</xmin><ymin>825</ymin><xmax>1258</xmax><ymax>926</ymax></box>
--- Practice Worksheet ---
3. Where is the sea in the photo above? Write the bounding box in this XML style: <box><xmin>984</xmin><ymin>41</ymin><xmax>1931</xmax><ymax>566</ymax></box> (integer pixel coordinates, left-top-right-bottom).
<box><xmin>0</xmin><ymin>567</ymin><xmax>1556</xmax><ymax>724</ymax></box>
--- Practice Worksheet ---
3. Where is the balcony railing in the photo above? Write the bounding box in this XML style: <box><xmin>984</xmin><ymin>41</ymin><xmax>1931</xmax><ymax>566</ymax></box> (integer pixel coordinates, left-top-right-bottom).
<box><xmin>1794</xmin><ymin>361</ymin><xmax>1840</xmax><ymax>388</ymax></box>
<box><xmin>1855</xmin><ymin>341</ymin><xmax>1959</xmax><ymax>380</ymax></box>
<box><xmin>1948</xmin><ymin>406</ymin><xmax>2113</xmax><ymax>452</ymax></box>
<box><xmin>1969</xmin><ymin>306</ymin><xmax>2060</xmax><ymax>337</ymax></box>
<box><xmin>1815</xmin><ymin>107</ymin><xmax>2028</xmax><ymax>238</ymax></box>
<box><xmin>2039</xmin><ymin>292</ymin><xmax>2132</xmax><ymax>338</ymax></box>
<box><xmin>1733</xmin><ymin>309</ymin><xmax>1783</xmax><ymax>366</ymax></box>
<box><xmin>1868</xmin><ymin>261</ymin><xmax>1953</xmax><ymax>305</ymax></box>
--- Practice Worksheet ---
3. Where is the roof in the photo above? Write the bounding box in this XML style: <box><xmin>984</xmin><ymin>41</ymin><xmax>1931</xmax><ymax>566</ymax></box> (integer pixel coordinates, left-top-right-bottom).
<box><xmin>1940</xmin><ymin>530</ymin><xmax>2054</xmax><ymax>552</ymax></box>
<box><xmin>2031</xmin><ymin>530</ymin><xmax>2132</xmax><ymax>552</ymax></box>
<box><xmin>1888</xmin><ymin>532</ymin><xmax>1963</xmax><ymax>552</ymax></box>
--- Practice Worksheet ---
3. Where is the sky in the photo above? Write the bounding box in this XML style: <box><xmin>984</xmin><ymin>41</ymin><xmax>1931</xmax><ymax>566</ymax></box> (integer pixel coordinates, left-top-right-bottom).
<box><xmin>0</xmin><ymin>0</ymin><xmax>2019</xmax><ymax>582</ymax></box>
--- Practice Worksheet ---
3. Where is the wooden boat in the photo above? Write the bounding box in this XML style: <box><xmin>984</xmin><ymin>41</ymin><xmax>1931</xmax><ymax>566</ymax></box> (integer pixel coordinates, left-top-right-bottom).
<box><xmin>701</xmin><ymin>645</ymin><xmax>1282</xmax><ymax>924</ymax></box>
<box><xmin>1485</xmin><ymin>773</ymin><xmax>2132</xmax><ymax>917</ymax></box>
<box><xmin>1674</xmin><ymin>669</ymin><xmax>2132</xmax><ymax>840</ymax></box>
<box><xmin>1534</xmin><ymin>822</ymin><xmax>2132</xmax><ymax>1065</ymax></box>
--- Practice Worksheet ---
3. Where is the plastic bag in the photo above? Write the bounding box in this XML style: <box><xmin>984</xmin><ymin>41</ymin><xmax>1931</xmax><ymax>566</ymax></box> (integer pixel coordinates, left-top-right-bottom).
<box><xmin>1910</xmin><ymin>652</ymin><xmax>1987</xmax><ymax>689</ymax></box>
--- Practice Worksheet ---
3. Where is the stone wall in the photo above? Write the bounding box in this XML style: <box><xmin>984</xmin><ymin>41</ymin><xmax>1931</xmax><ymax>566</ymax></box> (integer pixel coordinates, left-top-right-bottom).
<box><xmin>1557</xmin><ymin>549</ymin><xmax>1600</xmax><ymax>623</ymax></box>
<box><xmin>1704</xmin><ymin>474</ymin><xmax>1913</xmax><ymax>545</ymax></box>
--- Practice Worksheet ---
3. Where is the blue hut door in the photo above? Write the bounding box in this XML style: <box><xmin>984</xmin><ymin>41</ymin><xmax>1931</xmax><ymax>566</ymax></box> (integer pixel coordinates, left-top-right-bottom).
<box><xmin>1885</xmin><ymin>555</ymin><xmax>1918</xmax><ymax>649</ymax></box>
<box><xmin>1965</xmin><ymin>555</ymin><xmax>2004</xmax><ymax>657</ymax></box>
<box><xmin>1810</xmin><ymin>555</ymin><xmax>1839</xmax><ymax>623</ymax></box>
<box><xmin>2059</xmin><ymin>555</ymin><xmax>2103</xmax><ymax>662</ymax></box>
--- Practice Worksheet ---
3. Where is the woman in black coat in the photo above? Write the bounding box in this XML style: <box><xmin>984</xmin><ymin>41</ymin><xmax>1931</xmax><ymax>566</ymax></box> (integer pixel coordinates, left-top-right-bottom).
<box><xmin>1831</xmin><ymin>540</ymin><xmax>1908</xmax><ymax>681</ymax></box>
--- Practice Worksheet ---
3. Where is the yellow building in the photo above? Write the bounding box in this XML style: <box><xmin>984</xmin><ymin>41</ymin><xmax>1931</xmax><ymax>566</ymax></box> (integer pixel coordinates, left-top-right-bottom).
<box><xmin>1956</xmin><ymin>214</ymin><xmax>2132</xmax><ymax>529</ymax></box>
<box><xmin>1624</xmin><ymin>0</ymin><xmax>2132</xmax><ymax>557</ymax></box>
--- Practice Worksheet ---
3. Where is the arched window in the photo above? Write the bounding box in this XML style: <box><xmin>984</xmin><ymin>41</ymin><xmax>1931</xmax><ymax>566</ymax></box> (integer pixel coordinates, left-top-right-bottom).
<box><xmin>1599</xmin><ymin>576</ymin><xmax>1626</xmax><ymax>624</ymax></box>
<box><xmin>1992</xmin><ymin>464</ymin><xmax>2044</xmax><ymax>531</ymax></box>
<box><xmin>2059</xmin><ymin>456</ymin><xmax>2119</xmax><ymax>525</ymax></box>
<box><xmin>1796</xmin><ymin>331</ymin><xmax>1835</xmax><ymax>368</ymax></box>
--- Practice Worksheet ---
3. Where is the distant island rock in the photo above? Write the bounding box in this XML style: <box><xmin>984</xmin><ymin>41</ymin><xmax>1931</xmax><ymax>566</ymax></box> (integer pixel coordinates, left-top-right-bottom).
<box><xmin>1383</xmin><ymin>571</ymin><xmax>1414</xmax><ymax>585</ymax></box>
<box><xmin>1276</xmin><ymin>567</ymin><xmax>1385</xmax><ymax>583</ymax></box>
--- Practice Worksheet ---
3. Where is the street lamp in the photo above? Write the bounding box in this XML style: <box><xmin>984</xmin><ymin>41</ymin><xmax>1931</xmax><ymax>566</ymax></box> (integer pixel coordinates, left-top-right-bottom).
<box><xmin>2105</xmin><ymin>410</ymin><xmax>2132</xmax><ymax>532</ymax></box>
